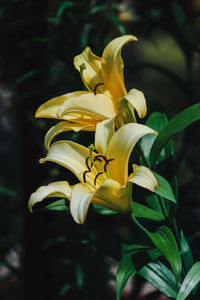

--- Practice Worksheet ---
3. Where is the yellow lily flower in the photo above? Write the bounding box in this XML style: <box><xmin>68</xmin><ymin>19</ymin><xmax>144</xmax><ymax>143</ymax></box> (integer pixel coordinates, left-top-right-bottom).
<box><xmin>35</xmin><ymin>35</ymin><xmax>147</xmax><ymax>150</ymax></box>
<box><xmin>28</xmin><ymin>123</ymin><xmax>158</xmax><ymax>224</ymax></box>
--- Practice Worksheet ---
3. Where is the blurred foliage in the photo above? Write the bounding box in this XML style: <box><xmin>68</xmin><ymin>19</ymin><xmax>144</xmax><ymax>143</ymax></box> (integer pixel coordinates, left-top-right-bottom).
<box><xmin>0</xmin><ymin>0</ymin><xmax>200</xmax><ymax>299</ymax></box>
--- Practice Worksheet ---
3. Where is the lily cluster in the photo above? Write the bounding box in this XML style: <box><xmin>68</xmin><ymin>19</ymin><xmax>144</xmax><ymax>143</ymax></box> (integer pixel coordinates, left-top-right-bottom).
<box><xmin>29</xmin><ymin>35</ymin><xmax>158</xmax><ymax>224</ymax></box>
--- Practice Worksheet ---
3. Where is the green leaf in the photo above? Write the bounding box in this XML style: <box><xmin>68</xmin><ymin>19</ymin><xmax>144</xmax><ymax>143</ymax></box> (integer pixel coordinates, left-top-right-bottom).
<box><xmin>116</xmin><ymin>248</ymin><xmax>160</xmax><ymax>300</ymax></box>
<box><xmin>180</xmin><ymin>231</ymin><xmax>194</xmax><ymax>273</ymax></box>
<box><xmin>153</xmin><ymin>171</ymin><xmax>176</xmax><ymax>203</ymax></box>
<box><xmin>0</xmin><ymin>187</ymin><xmax>16</xmax><ymax>197</ymax></box>
<box><xmin>150</xmin><ymin>103</ymin><xmax>200</xmax><ymax>167</ymax></box>
<box><xmin>177</xmin><ymin>262</ymin><xmax>200</xmax><ymax>300</ymax></box>
<box><xmin>132</xmin><ymin>202</ymin><xmax>164</xmax><ymax>221</ymax></box>
<box><xmin>141</xmin><ymin>112</ymin><xmax>171</xmax><ymax>165</ymax></box>
<box><xmin>57</xmin><ymin>1</ymin><xmax>75</xmax><ymax>19</ymax></box>
<box><xmin>172</xmin><ymin>2</ymin><xmax>197</xmax><ymax>46</ymax></box>
<box><xmin>139</xmin><ymin>260</ymin><xmax>179</xmax><ymax>298</ymax></box>
<box><xmin>148</xmin><ymin>226</ymin><xmax>182</xmax><ymax>282</ymax></box>
<box><xmin>12</xmin><ymin>70</ymin><xmax>37</xmax><ymax>88</ymax></box>
<box><xmin>93</xmin><ymin>204</ymin><xmax>116</xmax><ymax>215</ymax></box>
<box><xmin>107</xmin><ymin>13</ymin><xmax>126</xmax><ymax>35</ymax></box>
<box><xmin>42</xmin><ymin>199</ymin><xmax>69</xmax><ymax>211</ymax></box>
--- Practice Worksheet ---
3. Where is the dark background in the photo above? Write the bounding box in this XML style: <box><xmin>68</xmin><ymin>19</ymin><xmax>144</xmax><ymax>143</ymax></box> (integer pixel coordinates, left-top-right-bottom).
<box><xmin>0</xmin><ymin>0</ymin><xmax>200</xmax><ymax>299</ymax></box>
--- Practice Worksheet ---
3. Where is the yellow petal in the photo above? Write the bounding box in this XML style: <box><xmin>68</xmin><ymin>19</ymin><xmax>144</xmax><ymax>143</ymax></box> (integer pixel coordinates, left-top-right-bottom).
<box><xmin>70</xmin><ymin>183</ymin><xmax>94</xmax><ymax>224</ymax></box>
<box><xmin>101</xmin><ymin>35</ymin><xmax>137</xmax><ymax>99</ymax></box>
<box><xmin>106</xmin><ymin>123</ymin><xmax>157</xmax><ymax>185</ymax></box>
<box><xmin>95</xmin><ymin>118</ymin><xmax>115</xmax><ymax>155</ymax></box>
<box><xmin>28</xmin><ymin>181</ymin><xmax>72</xmax><ymax>213</ymax></box>
<box><xmin>45</xmin><ymin>121</ymin><xmax>96</xmax><ymax>150</ymax></box>
<box><xmin>94</xmin><ymin>179</ymin><xmax>132</xmax><ymax>213</ymax></box>
<box><xmin>35</xmin><ymin>91</ymin><xmax>89</xmax><ymax>119</ymax></box>
<box><xmin>74</xmin><ymin>47</ymin><xmax>105</xmax><ymax>93</ymax></box>
<box><xmin>124</xmin><ymin>89</ymin><xmax>147</xmax><ymax>119</ymax></box>
<box><xmin>57</xmin><ymin>92</ymin><xmax>116</xmax><ymax>121</ymax></box>
<box><xmin>39</xmin><ymin>140</ymin><xmax>96</xmax><ymax>186</ymax></box>
<box><xmin>128</xmin><ymin>164</ymin><xmax>158</xmax><ymax>191</ymax></box>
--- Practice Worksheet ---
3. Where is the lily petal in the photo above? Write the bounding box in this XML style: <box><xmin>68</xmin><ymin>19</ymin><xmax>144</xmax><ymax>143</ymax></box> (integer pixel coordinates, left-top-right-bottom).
<box><xmin>39</xmin><ymin>140</ymin><xmax>96</xmax><ymax>186</ymax></box>
<box><xmin>57</xmin><ymin>92</ymin><xmax>116</xmax><ymax>121</ymax></box>
<box><xmin>70</xmin><ymin>183</ymin><xmax>94</xmax><ymax>224</ymax></box>
<box><xmin>74</xmin><ymin>47</ymin><xmax>105</xmax><ymax>93</ymax></box>
<box><xmin>128</xmin><ymin>164</ymin><xmax>158</xmax><ymax>192</ymax></box>
<box><xmin>124</xmin><ymin>89</ymin><xmax>147</xmax><ymax>118</ymax></box>
<box><xmin>35</xmin><ymin>91</ymin><xmax>89</xmax><ymax>119</ymax></box>
<box><xmin>95</xmin><ymin>118</ymin><xmax>115</xmax><ymax>155</ymax></box>
<box><xmin>107</xmin><ymin>123</ymin><xmax>157</xmax><ymax>185</ymax></box>
<box><xmin>101</xmin><ymin>35</ymin><xmax>137</xmax><ymax>99</ymax></box>
<box><xmin>28</xmin><ymin>181</ymin><xmax>72</xmax><ymax>213</ymax></box>
<box><xmin>45</xmin><ymin>121</ymin><xmax>96</xmax><ymax>150</ymax></box>
<box><xmin>94</xmin><ymin>179</ymin><xmax>132</xmax><ymax>213</ymax></box>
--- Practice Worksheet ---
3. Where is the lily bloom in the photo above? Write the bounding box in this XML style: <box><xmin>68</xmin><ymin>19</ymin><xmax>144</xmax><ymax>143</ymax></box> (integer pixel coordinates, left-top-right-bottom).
<box><xmin>28</xmin><ymin>123</ymin><xmax>158</xmax><ymax>224</ymax></box>
<box><xmin>35</xmin><ymin>35</ymin><xmax>147</xmax><ymax>151</ymax></box>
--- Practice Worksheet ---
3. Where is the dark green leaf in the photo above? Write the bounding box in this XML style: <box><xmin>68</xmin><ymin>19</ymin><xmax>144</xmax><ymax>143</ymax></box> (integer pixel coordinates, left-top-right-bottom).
<box><xmin>180</xmin><ymin>231</ymin><xmax>194</xmax><ymax>273</ymax></box>
<box><xmin>43</xmin><ymin>199</ymin><xmax>69</xmax><ymax>211</ymax></box>
<box><xmin>116</xmin><ymin>248</ymin><xmax>160</xmax><ymax>300</ymax></box>
<box><xmin>141</xmin><ymin>112</ymin><xmax>171</xmax><ymax>165</ymax></box>
<box><xmin>150</xmin><ymin>103</ymin><xmax>200</xmax><ymax>167</ymax></box>
<box><xmin>93</xmin><ymin>204</ymin><xmax>116</xmax><ymax>215</ymax></box>
<box><xmin>148</xmin><ymin>226</ymin><xmax>182</xmax><ymax>282</ymax></box>
<box><xmin>107</xmin><ymin>14</ymin><xmax>126</xmax><ymax>35</ymax></box>
<box><xmin>12</xmin><ymin>70</ymin><xmax>37</xmax><ymax>88</ymax></box>
<box><xmin>172</xmin><ymin>2</ymin><xmax>197</xmax><ymax>46</ymax></box>
<box><xmin>153</xmin><ymin>172</ymin><xmax>176</xmax><ymax>203</ymax></box>
<box><xmin>177</xmin><ymin>262</ymin><xmax>200</xmax><ymax>300</ymax></box>
<box><xmin>0</xmin><ymin>187</ymin><xmax>16</xmax><ymax>197</ymax></box>
<box><xmin>132</xmin><ymin>202</ymin><xmax>164</xmax><ymax>221</ymax></box>
<box><xmin>57</xmin><ymin>1</ymin><xmax>75</xmax><ymax>19</ymax></box>
<box><xmin>139</xmin><ymin>260</ymin><xmax>179</xmax><ymax>298</ymax></box>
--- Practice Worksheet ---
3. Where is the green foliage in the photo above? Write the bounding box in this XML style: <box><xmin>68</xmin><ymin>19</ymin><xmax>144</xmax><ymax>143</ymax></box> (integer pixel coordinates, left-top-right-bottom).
<box><xmin>139</xmin><ymin>261</ymin><xmax>179</xmax><ymax>298</ymax></box>
<box><xmin>116</xmin><ymin>247</ymin><xmax>160</xmax><ymax>300</ymax></box>
<box><xmin>176</xmin><ymin>262</ymin><xmax>200</xmax><ymax>300</ymax></box>
<box><xmin>147</xmin><ymin>226</ymin><xmax>182</xmax><ymax>282</ymax></box>
<box><xmin>153</xmin><ymin>171</ymin><xmax>176</xmax><ymax>203</ymax></box>
<box><xmin>150</xmin><ymin>103</ymin><xmax>200</xmax><ymax>167</ymax></box>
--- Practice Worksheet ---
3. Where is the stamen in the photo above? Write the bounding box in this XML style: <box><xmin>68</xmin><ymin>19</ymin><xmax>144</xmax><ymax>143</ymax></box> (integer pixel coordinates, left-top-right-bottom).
<box><xmin>94</xmin><ymin>155</ymin><xmax>107</xmax><ymax>162</ymax></box>
<box><xmin>83</xmin><ymin>157</ymin><xmax>92</xmax><ymax>183</ymax></box>
<box><xmin>104</xmin><ymin>158</ymin><xmax>115</xmax><ymax>172</ymax></box>
<box><xmin>79</xmin><ymin>63</ymin><xmax>92</xmax><ymax>92</ymax></box>
<box><xmin>94</xmin><ymin>172</ymin><xmax>104</xmax><ymax>186</ymax></box>
<box><xmin>93</xmin><ymin>82</ymin><xmax>104</xmax><ymax>95</ymax></box>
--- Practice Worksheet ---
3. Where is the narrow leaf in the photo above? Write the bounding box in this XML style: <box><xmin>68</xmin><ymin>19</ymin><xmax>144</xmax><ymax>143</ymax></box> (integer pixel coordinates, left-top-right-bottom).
<box><xmin>180</xmin><ymin>231</ymin><xmax>194</xmax><ymax>273</ymax></box>
<box><xmin>177</xmin><ymin>262</ymin><xmax>200</xmax><ymax>300</ymax></box>
<box><xmin>116</xmin><ymin>248</ymin><xmax>160</xmax><ymax>300</ymax></box>
<box><xmin>132</xmin><ymin>202</ymin><xmax>164</xmax><ymax>221</ymax></box>
<box><xmin>57</xmin><ymin>1</ymin><xmax>75</xmax><ymax>19</ymax></box>
<box><xmin>42</xmin><ymin>199</ymin><xmax>69</xmax><ymax>211</ymax></box>
<box><xmin>150</xmin><ymin>103</ymin><xmax>200</xmax><ymax>167</ymax></box>
<box><xmin>93</xmin><ymin>204</ymin><xmax>116</xmax><ymax>215</ymax></box>
<box><xmin>148</xmin><ymin>226</ymin><xmax>182</xmax><ymax>282</ymax></box>
<box><xmin>153</xmin><ymin>171</ymin><xmax>176</xmax><ymax>203</ymax></box>
<box><xmin>139</xmin><ymin>260</ymin><xmax>179</xmax><ymax>298</ymax></box>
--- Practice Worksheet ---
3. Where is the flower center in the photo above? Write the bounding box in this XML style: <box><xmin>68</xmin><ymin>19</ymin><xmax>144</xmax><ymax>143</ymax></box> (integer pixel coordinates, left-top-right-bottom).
<box><xmin>83</xmin><ymin>154</ymin><xmax>114</xmax><ymax>186</ymax></box>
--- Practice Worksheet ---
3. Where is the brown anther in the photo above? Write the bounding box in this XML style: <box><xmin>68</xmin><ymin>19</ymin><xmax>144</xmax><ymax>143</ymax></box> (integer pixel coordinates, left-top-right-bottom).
<box><xmin>94</xmin><ymin>172</ymin><xmax>104</xmax><ymax>186</ymax></box>
<box><xmin>83</xmin><ymin>157</ymin><xmax>92</xmax><ymax>183</ymax></box>
<box><xmin>104</xmin><ymin>158</ymin><xmax>115</xmax><ymax>172</ymax></box>
<box><xmin>93</xmin><ymin>82</ymin><xmax>104</xmax><ymax>95</ymax></box>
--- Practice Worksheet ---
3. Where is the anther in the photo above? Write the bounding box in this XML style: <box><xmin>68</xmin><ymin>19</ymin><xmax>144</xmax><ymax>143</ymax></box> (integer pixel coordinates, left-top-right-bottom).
<box><xmin>93</xmin><ymin>82</ymin><xmax>104</xmax><ymax>95</ymax></box>
<box><xmin>94</xmin><ymin>172</ymin><xmax>104</xmax><ymax>186</ymax></box>
<box><xmin>104</xmin><ymin>158</ymin><xmax>115</xmax><ymax>172</ymax></box>
<box><xmin>83</xmin><ymin>157</ymin><xmax>92</xmax><ymax>183</ymax></box>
